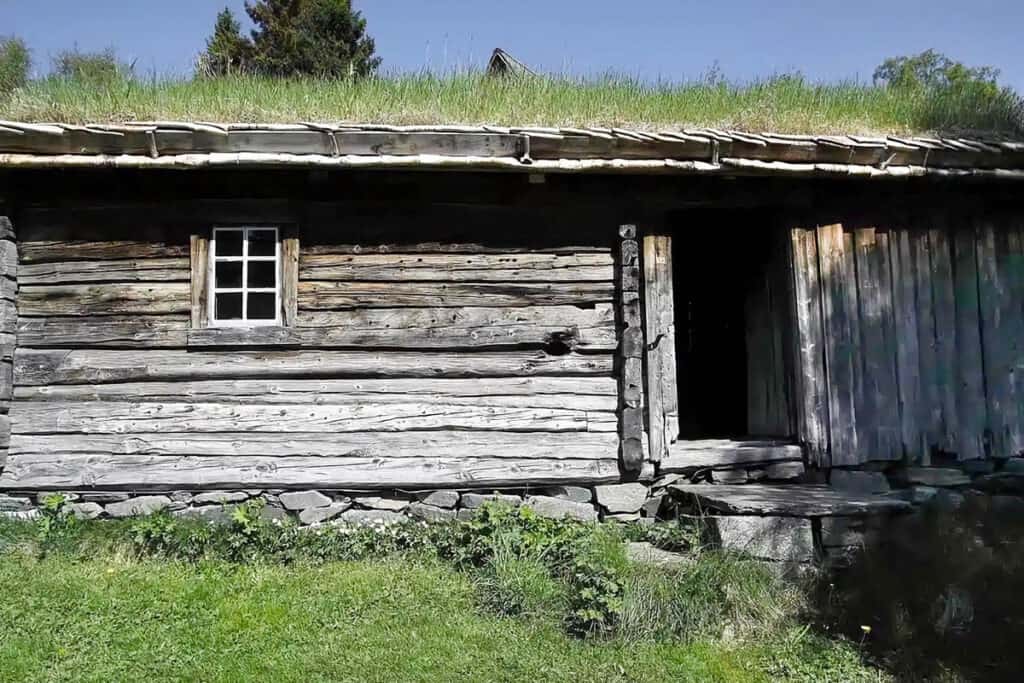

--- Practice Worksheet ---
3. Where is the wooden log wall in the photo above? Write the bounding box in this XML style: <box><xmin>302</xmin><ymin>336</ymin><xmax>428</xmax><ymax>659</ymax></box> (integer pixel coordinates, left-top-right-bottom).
<box><xmin>0</xmin><ymin>214</ymin><xmax>14</xmax><ymax>471</ymax></box>
<box><xmin>790</xmin><ymin>210</ymin><xmax>1024</xmax><ymax>466</ymax></box>
<box><xmin>1</xmin><ymin>202</ymin><xmax>622</xmax><ymax>490</ymax></box>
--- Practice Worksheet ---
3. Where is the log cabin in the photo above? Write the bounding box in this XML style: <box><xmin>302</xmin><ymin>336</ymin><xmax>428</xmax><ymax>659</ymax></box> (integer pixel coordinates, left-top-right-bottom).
<box><xmin>0</xmin><ymin>122</ymin><xmax>1022</xmax><ymax>539</ymax></box>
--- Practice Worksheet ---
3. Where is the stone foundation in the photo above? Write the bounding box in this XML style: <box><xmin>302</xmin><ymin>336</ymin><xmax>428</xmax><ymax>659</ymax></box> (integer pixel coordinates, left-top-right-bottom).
<box><xmin>0</xmin><ymin>482</ymin><xmax>666</xmax><ymax>527</ymax></box>
<box><xmin>3</xmin><ymin>455</ymin><xmax>1022</xmax><ymax>567</ymax></box>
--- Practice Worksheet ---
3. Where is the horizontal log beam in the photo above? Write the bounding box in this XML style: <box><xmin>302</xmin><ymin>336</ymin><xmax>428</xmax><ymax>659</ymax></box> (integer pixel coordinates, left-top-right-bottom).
<box><xmin>0</xmin><ymin>452</ymin><xmax>621</xmax><ymax>490</ymax></box>
<box><xmin>186</xmin><ymin>304</ymin><xmax>616</xmax><ymax>350</ymax></box>
<box><xmin>11</xmin><ymin>400</ymin><xmax>617</xmax><ymax>434</ymax></box>
<box><xmin>17</xmin><ymin>315</ymin><xmax>190</xmax><ymax>348</ymax></box>
<box><xmin>19</xmin><ymin>283</ymin><xmax>190</xmax><ymax>316</ymax></box>
<box><xmin>298</xmin><ymin>281</ymin><xmax>614</xmax><ymax>309</ymax></box>
<box><xmin>19</xmin><ymin>258</ymin><xmax>190</xmax><ymax>285</ymax></box>
<box><xmin>14</xmin><ymin>376</ymin><xmax>618</xmax><ymax>410</ymax></box>
<box><xmin>303</xmin><ymin>243</ymin><xmax>611</xmax><ymax>256</ymax></box>
<box><xmin>19</xmin><ymin>240</ymin><xmax>189</xmax><ymax>263</ymax></box>
<box><xmin>15</xmin><ymin>348</ymin><xmax>614</xmax><ymax>385</ymax></box>
<box><xmin>299</xmin><ymin>252</ymin><xmax>613</xmax><ymax>282</ymax></box>
<box><xmin>8</xmin><ymin>430</ymin><xmax>619</xmax><ymax>458</ymax></box>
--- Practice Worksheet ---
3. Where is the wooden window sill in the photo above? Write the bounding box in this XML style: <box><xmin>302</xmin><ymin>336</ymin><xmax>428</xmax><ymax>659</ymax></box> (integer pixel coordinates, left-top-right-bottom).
<box><xmin>187</xmin><ymin>326</ymin><xmax>301</xmax><ymax>349</ymax></box>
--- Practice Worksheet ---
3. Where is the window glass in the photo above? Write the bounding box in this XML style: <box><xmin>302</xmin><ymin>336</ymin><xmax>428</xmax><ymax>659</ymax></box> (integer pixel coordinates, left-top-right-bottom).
<box><xmin>215</xmin><ymin>261</ymin><xmax>243</xmax><ymax>289</ymax></box>
<box><xmin>248</xmin><ymin>229</ymin><xmax>277</xmax><ymax>256</ymax></box>
<box><xmin>211</xmin><ymin>227</ymin><xmax>279</xmax><ymax>325</ymax></box>
<box><xmin>218</xmin><ymin>229</ymin><xmax>244</xmax><ymax>256</ymax></box>
<box><xmin>247</xmin><ymin>260</ymin><xmax>276</xmax><ymax>288</ymax></box>
<box><xmin>215</xmin><ymin>292</ymin><xmax>243</xmax><ymax>320</ymax></box>
<box><xmin>247</xmin><ymin>292</ymin><xmax>277</xmax><ymax>320</ymax></box>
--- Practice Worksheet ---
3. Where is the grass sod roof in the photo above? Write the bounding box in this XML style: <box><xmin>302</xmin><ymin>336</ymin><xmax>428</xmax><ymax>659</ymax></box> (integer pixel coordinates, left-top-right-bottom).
<box><xmin>1</xmin><ymin>74</ymin><xmax>1022</xmax><ymax>178</ymax></box>
<box><xmin>2</xmin><ymin>73</ymin><xmax>1022</xmax><ymax>135</ymax></box>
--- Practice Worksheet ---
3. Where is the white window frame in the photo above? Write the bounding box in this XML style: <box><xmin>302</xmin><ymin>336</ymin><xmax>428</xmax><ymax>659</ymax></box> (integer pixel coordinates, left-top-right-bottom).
<box><xmin>209</xmin><ymin>226</ymin><xmax>281</xmax><ymax>327</ymax></box>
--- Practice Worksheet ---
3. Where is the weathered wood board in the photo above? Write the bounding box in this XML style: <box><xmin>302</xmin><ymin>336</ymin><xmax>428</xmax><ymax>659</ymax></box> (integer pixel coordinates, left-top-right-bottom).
<box><xmin>660</xmin><ymin>439</ymin><xmax>803</xmax><ymax>471</ymax></box>
<box><xmin>300</xmin><ymin>252</ymin><xmax>614</xmax><ymax>282</ymax></box>
<box><xmin>789</xmin><ymin>213</ymin><xmax>1024</xmax><ymax>466</ymax></box>
<box><xmin>19</xmin><ymin>283</ymin><xmax>190</xmax><ymax>316</ymax></box>
<box><xmin>14</xmin><ymin>376</ymin><xmax>618</xmax><ymax>410</ymax></box>
<box><xmin>18</xmin><ymin>316</ymin><xmax>190</xmax><ymax>348</ymax></box>
<box><xmin>19</xmin><ymin>258</ymin><xmax>190</xmax><ymax>285</ymax></box>
<box><xmin>12</xmin><ymin>400</ymin><xmax>618</xmax><ymax>433</ymax></box>
<box><xmin>0</xmin><ymin>453</ymin><xmax>621</xmax><ymax>489</ymax></box>
<box><xmin>8</xmin><ymin>430</ymin><xmax>620</xmax><ymax>459</ymax></box>
<box><xmin>298</xmin><ymin>281</ymin><xmax>614</xmax><ymax>309</ymax></box>
<box><xmin>788</xmin><ymin>227</ymin><xmax>829</xmax><ymax>460</ymax></box>
<box><xmin>15</xmin><ymin>348</ymin><xmax>613</xmax><ymax>385</ymax></box>
<box><xmin>642</xmin><ymin>233</ymin><xmax>678</xmax><ymax>462</ymax></box>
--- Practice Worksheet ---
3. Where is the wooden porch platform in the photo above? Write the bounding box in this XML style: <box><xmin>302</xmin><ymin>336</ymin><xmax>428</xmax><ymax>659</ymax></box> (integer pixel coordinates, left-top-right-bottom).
<box><xmin>659</xmin><ymin>438</ymin><xmax>803</xmax><ymax>472</ymax></box>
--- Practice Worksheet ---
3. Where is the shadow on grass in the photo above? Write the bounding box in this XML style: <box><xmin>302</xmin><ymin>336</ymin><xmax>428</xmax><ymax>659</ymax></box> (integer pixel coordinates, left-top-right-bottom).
<box><xmin>809</xmin><ymin>494</ymin><xmax>1024</xmax><ymax>681</ymax></box>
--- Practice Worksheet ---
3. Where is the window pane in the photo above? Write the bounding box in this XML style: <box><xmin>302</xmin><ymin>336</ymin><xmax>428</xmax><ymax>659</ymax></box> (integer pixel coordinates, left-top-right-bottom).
<box><xmin>215</xmin><ymin>292</ymin><xmax>243</xmax><ymax>320</ymax></box>
<box><xmin>215</xmin><ymin>260</ymin><xmax>243</xmax><ymax>288</ymax></box>
<box><xmin>247</xmin><ymin>260</ymin><xmax>277</xmax><ymax>288</ymax></box>
<box><xmin>248</xmin><ymin>229</ymin><xmax>277</xmax><ymax>256</ymax></box>
<box><xmin>216</xmin><ymin>229</ymin><xmax>243</xmax><ymax>256</ymax></box>
<box><xmin>247</xmin><ymin>292</ymin><xmax>276</xmax><ymax>320</ymax></box>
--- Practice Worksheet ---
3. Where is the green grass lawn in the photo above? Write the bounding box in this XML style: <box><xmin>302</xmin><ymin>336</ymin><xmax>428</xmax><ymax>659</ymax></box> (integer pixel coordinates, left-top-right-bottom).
<box><xmin>1</xmin><ymin>556</ymin><xmax>756</xmax><ymax>682</ymax></box>
<box><xmin>0</xmin><ymin>519</ymin><xmax>882</xmax><ymax>683</ymax></box>
<box><xmin>1</xmin><ymin>72</ymin><xmax>1021</xmax><ymax>136</ymax></box>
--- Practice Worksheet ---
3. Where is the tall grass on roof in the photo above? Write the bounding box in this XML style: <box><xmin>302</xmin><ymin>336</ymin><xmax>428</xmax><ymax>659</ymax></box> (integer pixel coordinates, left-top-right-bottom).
<box><xmin>1</xmin><ymin>69</ymin><xmax>1021</xmax><ymax>136</ymax></box>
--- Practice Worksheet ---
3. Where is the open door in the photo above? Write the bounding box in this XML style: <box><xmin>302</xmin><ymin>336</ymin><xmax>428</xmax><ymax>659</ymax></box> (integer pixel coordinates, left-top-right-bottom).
<box><xmin>643</xmin><ymin>214</ymin><xmax>797</xmax><ymax>465</ymax></box>
<box><xmin>642</xmin><ymin>234</ymin><xmax>679</xmax><ymax>462</ymax></box>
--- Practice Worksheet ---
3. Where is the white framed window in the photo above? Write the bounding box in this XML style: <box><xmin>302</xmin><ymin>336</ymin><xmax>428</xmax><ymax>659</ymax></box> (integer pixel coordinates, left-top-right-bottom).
<box><xmin>209</xmin><ymin>226</ymin><xmax>280</xmax><ymax>326</ymax></box>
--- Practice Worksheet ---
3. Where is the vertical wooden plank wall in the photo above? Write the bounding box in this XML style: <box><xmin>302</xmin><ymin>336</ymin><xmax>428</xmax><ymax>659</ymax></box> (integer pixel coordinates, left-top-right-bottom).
<box><xmin>790</xmin><ymin>212</ymin><xmax>1024</xmax><ymax>466</ymax></box>
<box><xmin>789</xmin><ymin>226</ymin><xmax>830</xmax><ymax>462</ymax></box>
<box><xmin>0</xmin><ymin>214</ymin><xmax>13</xmax><ymax>471</ymax></box>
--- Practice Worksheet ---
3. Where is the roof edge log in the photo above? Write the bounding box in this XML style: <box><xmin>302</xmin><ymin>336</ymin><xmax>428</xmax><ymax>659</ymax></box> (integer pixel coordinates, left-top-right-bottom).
<box><xmin>1</xmin><ymin>121</ymin><xmax>1022</xmax><ymax>178</ymax></box>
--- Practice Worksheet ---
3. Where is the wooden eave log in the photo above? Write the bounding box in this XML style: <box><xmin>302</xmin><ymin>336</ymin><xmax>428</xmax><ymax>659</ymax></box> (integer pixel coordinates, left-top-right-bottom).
<box><xmin>0</xmin><ymin>122</ymin><xmax>1019</xmax><ymax>171</ymax></box>
<box><xmin>0</xmin><ymin>151</ymin><xmax>1021</xmax><ymax>179</ymax></box>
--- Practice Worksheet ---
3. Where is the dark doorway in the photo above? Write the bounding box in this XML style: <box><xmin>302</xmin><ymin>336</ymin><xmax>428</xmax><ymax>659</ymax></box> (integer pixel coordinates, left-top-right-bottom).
<box><xmin>668</xmin><ymin>209</ymin><xmax>779</xmax><ymax>439</ymax></box>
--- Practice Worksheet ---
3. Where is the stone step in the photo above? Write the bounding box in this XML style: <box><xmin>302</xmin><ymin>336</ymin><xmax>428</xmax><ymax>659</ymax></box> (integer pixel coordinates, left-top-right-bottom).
<box><xmin>660</xmin><ymin>438</ymin><xmax>803</xmax><ymax>472</ymax></box>
<box><xmin>668</xmin><ymin>483</ymin><xmax>913</xmax><ymax>518</ymax></box>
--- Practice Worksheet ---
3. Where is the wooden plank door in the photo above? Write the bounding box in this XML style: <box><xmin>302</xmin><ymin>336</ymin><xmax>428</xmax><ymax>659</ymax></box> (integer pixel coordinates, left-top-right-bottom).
<box><xmin>642</xmin><ymin>234</ymin><xmax>679</xmax><ymax>462</ymax></box>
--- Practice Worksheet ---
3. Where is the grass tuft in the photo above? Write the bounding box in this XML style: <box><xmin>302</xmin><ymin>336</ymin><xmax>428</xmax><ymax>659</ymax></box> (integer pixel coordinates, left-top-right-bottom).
<box><xmin>0</xmin><ymin>71</ymin><xmax>1021</xmax><ymax>136</ymax></box>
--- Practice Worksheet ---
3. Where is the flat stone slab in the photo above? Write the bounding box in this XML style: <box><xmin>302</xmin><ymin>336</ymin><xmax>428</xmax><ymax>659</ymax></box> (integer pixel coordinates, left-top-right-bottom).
<box><xmin>279</xmin><ymin>490</ymin><xmax>332</xmax><ymax>511</ymax></box>
<box><xmin>660</xmin><ymin>439</ymin><xmax>802</xmax><ymax>472</ymax></box>
<box><xmin>708</xmin><ymin>516</ymin><xmax>814</xmax><ymax>562</ymax></box>
<box><xmin>594</xmin><ymin>483</ymin><xmax>648</xmax><ymax>513</ymax></box>
<box><xmin>668</xmin><ymin>484</ymin><xmax>912</xmax><ymax>517</ymax></box>
<box><xmin>523</xmin><ymin>495</ymin><xmax>597</xmax><ymax>521</ymax></box>
<box><xmin>625</xmin><ymin>542</ymin><xmax>691</xmax><ymax>567</ymax></box>
<box><xmin>106</xmin><ymin>495</ymin><xmax>171</xmax><ymax>518</ymax></box>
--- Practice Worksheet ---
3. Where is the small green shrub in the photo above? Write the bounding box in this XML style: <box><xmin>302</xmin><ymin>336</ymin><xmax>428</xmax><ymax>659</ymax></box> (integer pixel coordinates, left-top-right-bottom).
<box><xmin>564</xmin><ymin>526</ymin><xmax>628</xmax><ymax>635</ymax></box>
<box><xmin>0</xmin><ymin>36</ymin><xmax>30</xmax><ymax>96</ymax></box>
<box><xmin>34</xmin><ymin>494</ymin><xmax>79</xmax><ymax>556</ymax></box>
<box><xmin>623</xmin><ymin>518</ymin><xmax>702</xmax><ymax>552</ymax></box>
<box><xmin>52</xmin><ymin>47</ymin><xmax>130</xmax><ymax>84</ymax></box>
<box><xmin>130</xmin><ymin>509</ymin><xmax>180</xmax><ymax>555</ymax></box>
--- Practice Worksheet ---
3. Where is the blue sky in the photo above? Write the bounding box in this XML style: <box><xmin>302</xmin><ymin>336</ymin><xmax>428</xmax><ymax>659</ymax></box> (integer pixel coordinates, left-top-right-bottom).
<box><xmin>2</xmin><ymin>0</ymin><xmax>1022</xmax><ymax>91</ymax></box>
